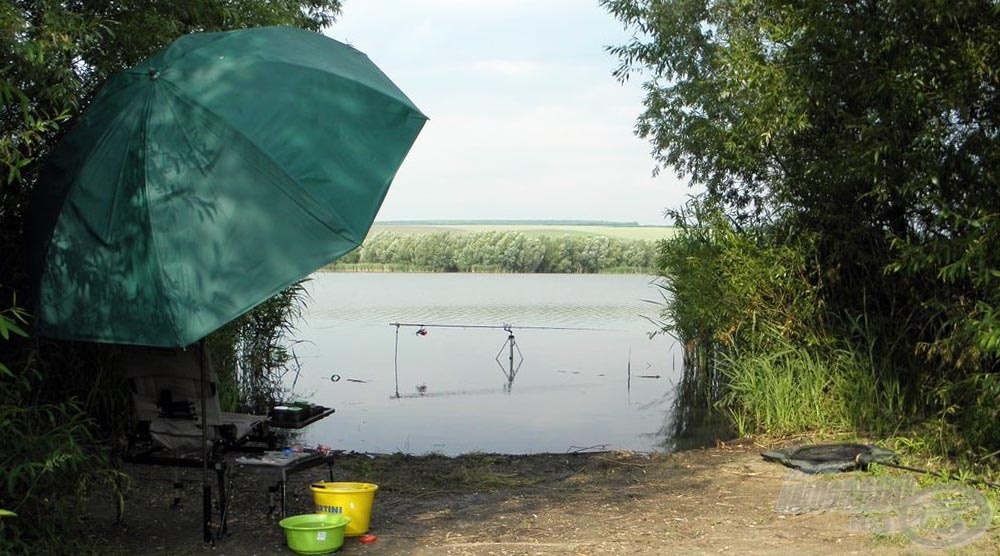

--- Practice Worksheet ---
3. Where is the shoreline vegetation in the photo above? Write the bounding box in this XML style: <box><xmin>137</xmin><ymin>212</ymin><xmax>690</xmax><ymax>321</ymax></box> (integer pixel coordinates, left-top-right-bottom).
<box><xmin>600</xmin><ymin>0</ymin><xmax>1000</xmax><ymax>517</ymax></box>
<box><xmin>323</xmin><ymin>221</ymin><xmax>674</xmax><ymax>274</ymax></box>
<box><xmin>6</xmin><ymin>0</ymin><xmax>1000</xmax><ymax>550</ymax></box>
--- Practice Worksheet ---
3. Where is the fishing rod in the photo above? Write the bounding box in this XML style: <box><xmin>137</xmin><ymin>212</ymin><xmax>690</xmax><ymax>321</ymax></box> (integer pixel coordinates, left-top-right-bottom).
<box><xmin>388</xmin><ymin>321</ymin><xmax>622</xmax><ymax>332</ymax></box>
<box><xmin>388</xmin><ymin>321</ymin><xmax>621</xmax><ymax>397</ymax></box>
<box><xmin>874</xmin><ymin>461</ymin><xmax>1000</xmax><ymax>490</ymax></box>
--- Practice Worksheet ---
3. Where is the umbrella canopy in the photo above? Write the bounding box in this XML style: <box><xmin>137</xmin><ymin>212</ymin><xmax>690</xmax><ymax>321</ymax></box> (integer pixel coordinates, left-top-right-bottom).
<box><xmin>28</xmin><ymin>26</ymin><xmax>426</xmax><ymax>347</ymax></box>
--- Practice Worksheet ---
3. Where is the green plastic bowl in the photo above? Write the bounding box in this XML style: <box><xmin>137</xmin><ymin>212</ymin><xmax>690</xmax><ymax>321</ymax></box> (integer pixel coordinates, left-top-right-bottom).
<box><xmin>279</xmin><ymin>512</ymin><xmax>351</xmax><ymax>554</ymax></box>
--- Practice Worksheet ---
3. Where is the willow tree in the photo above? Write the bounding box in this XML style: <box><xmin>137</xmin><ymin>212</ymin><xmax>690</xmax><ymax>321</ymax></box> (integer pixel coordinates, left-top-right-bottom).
<box><xmin>605</xmin><ymin>1</ymin><xmax>1000</xmax><ymax>445</ymax></box>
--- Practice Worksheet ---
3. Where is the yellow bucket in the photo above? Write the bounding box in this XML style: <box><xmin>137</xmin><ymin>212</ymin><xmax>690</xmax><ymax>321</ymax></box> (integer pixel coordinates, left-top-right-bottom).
<box><xmin>310</xmin><ymin>482</ymin><xmax>378</xmax><ymax>537</ymax></box>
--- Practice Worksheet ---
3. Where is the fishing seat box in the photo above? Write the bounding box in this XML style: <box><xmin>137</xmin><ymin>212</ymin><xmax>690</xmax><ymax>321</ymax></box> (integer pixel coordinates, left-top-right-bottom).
<box><xmin>268</xmin><ymin>403</ymin><xmax>334</xmax><ymax>429</ymax></box>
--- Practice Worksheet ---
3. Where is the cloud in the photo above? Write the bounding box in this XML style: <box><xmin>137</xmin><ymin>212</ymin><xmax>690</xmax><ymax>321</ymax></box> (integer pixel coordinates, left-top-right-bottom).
<box><xmin>395</xmin><ymin>0</ymin><xmax>580</xmax><ymax>14</ymax></box>
<box><xmin>465</xmin><ymin>59</ymin><xmax>544</xmax><ymax>78</ymax></box>
<box><xmin>327</xmin><ymin>0</ymin><xmax>696</xmax><ymax>224</ymax></box>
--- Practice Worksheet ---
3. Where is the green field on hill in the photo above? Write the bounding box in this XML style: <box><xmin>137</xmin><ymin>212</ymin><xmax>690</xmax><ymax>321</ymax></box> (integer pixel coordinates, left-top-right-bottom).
<box><xmin>370</xmin><ymin>222</ymin><xmax>676</xmax><ymax>241</ymax></box>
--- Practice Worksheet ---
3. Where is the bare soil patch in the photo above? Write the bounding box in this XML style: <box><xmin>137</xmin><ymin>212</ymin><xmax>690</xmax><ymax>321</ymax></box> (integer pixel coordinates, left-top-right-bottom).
<box><xmin>89</xmin><ymin>443</ymin><xmax>997</xmax><ymax>555</ymax></box>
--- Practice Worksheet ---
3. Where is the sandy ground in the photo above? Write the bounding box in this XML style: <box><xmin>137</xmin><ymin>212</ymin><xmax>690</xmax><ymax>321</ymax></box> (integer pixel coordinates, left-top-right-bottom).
<box><xmin>90</xmin><ymin>443</ymin><xmax>998</xmax><ymax>556</ymax></box>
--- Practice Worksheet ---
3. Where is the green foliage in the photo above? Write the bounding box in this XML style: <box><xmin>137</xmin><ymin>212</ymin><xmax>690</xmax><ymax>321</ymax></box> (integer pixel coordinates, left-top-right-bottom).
<box><xmin>719</xmin><ymin>326</ymin><xmax>905</xmax><ymax>438</ymax></box>
<box><xmin>330</xmin><ymin>230</ymin><xmax>659</xmax><ymax>274</ymax></box>
<box><xmin>0</xmin><ymin>86</ymin><xmax>70</xmax><ymax>190</ymax></box>
<box><xmin>1</xmin><ymin>3</ymin><xmax>105</xmax><ymax>276</ymax></box>
<box><xmin>928</xmin><ymin>373</ymin><xmax>1000</xmax><ymax>454</ymax></box>
<box><xmin>887</xmin><ymin>210</ymin><xmax>1000</xmax><ymax>369</ymax></box>
<box><xmin>720</xmin><ymin>336</ymin><xmax>840</xmax><ymax>436</ymax></box>
<box><xmin>606</xmin><ymin>0</ymin><xmax>1000</xmax><ymax>453</ymax></box>
<box><xmin>654</xmin><ymin>198</ymin><xmax>823</xmax><ymax>351</ymax></box>
<box><xmin>0</xmin><ymin>295</ymin><xmax>127</xmax><ymax>555</ymax></box>
<box><xmin>0</xmin><ymin>297</ymin><xmax>27</xmax><ymax>381</ymax></box>
<box><xmin>604</xmin><ymin>0</ymin><xmax>1000</xmax><ymax>238</ymax></box>
<box><xmin>656</xmin><ymin>198</ymin><xmax>906</xmax><ymax>438</ymax></box>
<box><xmin>207</xmin><ymin>280</ymin><xmax>310</xmax><ymax>413</ymax></box>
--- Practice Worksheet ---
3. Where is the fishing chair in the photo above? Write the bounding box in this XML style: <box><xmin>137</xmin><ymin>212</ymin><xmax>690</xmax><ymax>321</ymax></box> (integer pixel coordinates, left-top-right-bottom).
<box><xmin>121</xmin><ymin>344</ymin><xmax>275</xmax><ymax>541</ymax></box>
<box><xmin>122</xmin><ymin>344</ymin><xmax>267</xmax><ymax>458</ymax></box>
<box><xmin>120</xmin><ymin>345</ymin><xmax>340</xmax><ymax>541</ymax></box>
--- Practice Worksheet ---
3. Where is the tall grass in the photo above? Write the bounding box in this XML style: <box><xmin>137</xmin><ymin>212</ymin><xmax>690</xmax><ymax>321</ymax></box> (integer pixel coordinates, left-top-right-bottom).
<box><xmin>208</xmin><ymin>280</ymin><xmax>310</xmax><ymax>413</ymax></box>
<box><xmin>720</xmin><ymin>338</ymin><xmax>837</xmax><ymax>436</ymax></box>
<box><xmin>719</xmin><ymin>328</ymin><xmax>905</xmax><ymax>437</ymax></box>
<box><xmin>657</xmin><ymin>198</ymin><xmax>910</xmax><ymax>440</ymax></box>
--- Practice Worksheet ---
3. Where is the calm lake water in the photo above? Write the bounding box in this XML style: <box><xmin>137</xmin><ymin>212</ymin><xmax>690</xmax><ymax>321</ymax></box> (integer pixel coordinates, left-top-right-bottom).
<box><xmin>288</xmin><ymin>272</ymin><xmax>689</xmax><ymax>455</ymax></box>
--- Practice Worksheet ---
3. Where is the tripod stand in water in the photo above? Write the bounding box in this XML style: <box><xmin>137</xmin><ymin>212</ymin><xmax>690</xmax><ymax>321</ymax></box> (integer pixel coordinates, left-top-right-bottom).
<box><xmin>495</xmin><ymin>324</ymin><xmax>524</xmax><ymax>393</ymax></box>
<box><xmin>388</xmin><ymin>321</ymin><xmax>615</xmax><ymax>397</ymax></box>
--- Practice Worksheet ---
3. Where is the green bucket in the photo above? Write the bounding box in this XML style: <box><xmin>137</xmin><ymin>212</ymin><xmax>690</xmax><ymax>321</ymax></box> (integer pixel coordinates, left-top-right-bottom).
<box><xmin>279</xmin><ymin>513</ymin><xmax>351</xmax><ymax>555</ymax></box>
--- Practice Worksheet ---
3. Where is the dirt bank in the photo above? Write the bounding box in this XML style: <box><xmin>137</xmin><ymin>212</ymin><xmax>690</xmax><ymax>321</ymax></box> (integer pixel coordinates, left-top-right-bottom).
<box><xmin>90</xmin><ymin>442</ymin><xmax>997</xmax><ymax>555</ymax></box>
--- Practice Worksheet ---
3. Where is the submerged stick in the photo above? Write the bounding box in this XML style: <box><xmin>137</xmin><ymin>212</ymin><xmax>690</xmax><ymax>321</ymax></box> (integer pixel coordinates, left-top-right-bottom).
<box><xmin>627</xmin><ymin>347</ymin><xmax>631</xmax><ymax>393</ymax></box>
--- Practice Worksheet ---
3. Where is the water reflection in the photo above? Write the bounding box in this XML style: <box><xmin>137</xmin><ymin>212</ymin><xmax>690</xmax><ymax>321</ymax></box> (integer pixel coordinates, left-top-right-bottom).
<box><xmin>649</xmin><ymin>346</ymin><xmax>735</xmax><ymax>452</ymax></box>
<box><xmin>390</xmin><ymin>381</ymin><xmax>604</xmax><ymax>399</ymax></box>
<box><xmin>290</xmin><ymin>273</ymin><xmax>730</xmax><ymax>455</ymax></box>
<box><xmin>494</xmin><ymin>326</ymin><xmax>523</xmax><ymax>392</ymax></box>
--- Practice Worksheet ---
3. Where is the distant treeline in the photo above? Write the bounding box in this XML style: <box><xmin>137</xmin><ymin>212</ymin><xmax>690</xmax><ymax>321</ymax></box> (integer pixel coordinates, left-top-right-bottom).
<box><xmin>327</xmin><ymin>231</ymin><xmax>659</xmax><ymax>273</ymax></box>
<box><xmin>375</xmin><ymin>219</ymin><xmax>643</xmax><ymax>227</ymax></box>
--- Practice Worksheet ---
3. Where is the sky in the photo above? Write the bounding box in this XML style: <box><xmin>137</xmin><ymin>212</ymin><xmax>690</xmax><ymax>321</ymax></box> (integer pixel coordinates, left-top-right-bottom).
<box><xmin>324</xmin><ymin>1</ymin><xmax>694</xmax><ymax>225</ymax></box>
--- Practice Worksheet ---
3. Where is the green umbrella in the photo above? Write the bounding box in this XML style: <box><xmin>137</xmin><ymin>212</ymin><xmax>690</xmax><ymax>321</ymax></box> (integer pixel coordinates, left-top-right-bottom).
<box><xmin>28</xmin><ymin>26</ymin><xmax>426</xmax><ymax>348</ymax></box>
<box><xmin>27</xmin><ymin>25</ymin><xmax>425</xmax><ymax>544</ymax></box>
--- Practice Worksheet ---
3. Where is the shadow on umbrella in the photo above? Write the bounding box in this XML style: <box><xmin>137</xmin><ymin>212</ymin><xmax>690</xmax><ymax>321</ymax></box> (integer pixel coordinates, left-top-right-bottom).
<box><xmin>26</xmin><ymin>26</ymin><xmax>426</xmax><ymax>544</ymax></box>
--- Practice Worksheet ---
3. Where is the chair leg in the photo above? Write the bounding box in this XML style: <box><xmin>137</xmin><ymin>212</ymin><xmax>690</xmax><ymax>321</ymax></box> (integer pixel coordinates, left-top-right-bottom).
<box><xmin>202</xmin><ymin>484</ymin><xmax>213</xmax><ymax>543</ymax></box>
<box><xmin>267</xmin><ymin>484</ymin><xmax>278</xmax><ymax>517</ymax></box>
<box><xmin>280</xmin><ymin>479</ymin><xmax>287</xmax><ymax>519</ymax></box>
<box><xmin>279</xmin><ymin>467</ymin><xmax>292</xmax><ymax>519</ymax></box>
<box><xmin>216</xmin><ymin>461</ymin><xmax>229</xmax><ymax>538</ymax></box>
<box><xmin>172</xmin><ymin>468</ymin><xmax>183</xmax><ymax>508</ymax></box>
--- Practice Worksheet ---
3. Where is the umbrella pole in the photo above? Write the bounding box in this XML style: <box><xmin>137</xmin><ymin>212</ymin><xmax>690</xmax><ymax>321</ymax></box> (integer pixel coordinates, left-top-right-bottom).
<box><xmin>200</xmin><ymin>340</ymin><xmax>213</xmax><ymax>543</ymax></box>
